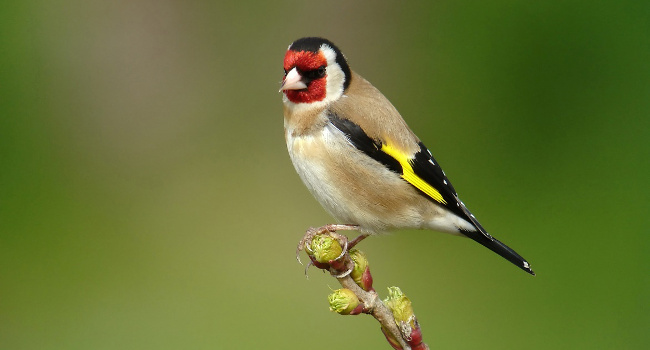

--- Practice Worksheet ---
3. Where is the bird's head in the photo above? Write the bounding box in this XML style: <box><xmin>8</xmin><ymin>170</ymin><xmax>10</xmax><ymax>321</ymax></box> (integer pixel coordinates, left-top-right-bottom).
<box><xmin>280</xmin><ymin>37</ymin><xmax>351</xmax><ymax>106</ymax></box>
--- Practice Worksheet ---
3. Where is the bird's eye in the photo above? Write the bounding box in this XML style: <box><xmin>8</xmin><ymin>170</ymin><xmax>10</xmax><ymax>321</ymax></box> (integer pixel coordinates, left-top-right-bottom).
<box><xmin>283</xmin><ymin>68</ymin><xmax>288</xmax><ymax>75</ymax></box>
<box><xmin>303</xmin><ymin>66</ymin><xmax>326</xmax><ymax>80</ymax></box>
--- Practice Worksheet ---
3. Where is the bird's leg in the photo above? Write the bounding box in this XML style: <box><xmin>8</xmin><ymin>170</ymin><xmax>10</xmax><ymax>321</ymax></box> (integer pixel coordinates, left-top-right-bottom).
<box><xmin>348</xmin><ymin>233</ymin><xmax>370</xmax><ymax>249</ymax></box>
<box><xmin>296</xmin><ymin>224</ymin><xmax>359</xmax><ymax>264</ymax></box>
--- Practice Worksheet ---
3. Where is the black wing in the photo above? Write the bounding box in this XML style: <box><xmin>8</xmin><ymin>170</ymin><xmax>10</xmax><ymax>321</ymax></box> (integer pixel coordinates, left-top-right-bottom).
<box><xmin>409</xmin><ymin>141</ymin><xmax>490</xmax><ymax>236</ymax></box>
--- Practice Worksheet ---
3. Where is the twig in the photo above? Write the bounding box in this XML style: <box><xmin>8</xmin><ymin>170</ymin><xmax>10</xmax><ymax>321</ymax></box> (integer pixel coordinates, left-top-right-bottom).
<box><xmin>336</xmin><ymin>273</ymin><xmax>411</xmax><ymax>349</ymax></box>
<box><xmin>298</xmin><ymin>229</ymin><xmax>429</xmax><ymax>349</ymax></box>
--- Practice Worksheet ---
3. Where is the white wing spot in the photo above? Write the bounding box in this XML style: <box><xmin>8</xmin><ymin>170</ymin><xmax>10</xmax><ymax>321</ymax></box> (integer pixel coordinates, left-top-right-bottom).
<box><xmin>429</xmin><ymin>159</ymin><xmax>435</xmax><ymax>165</ymax></box>
<box><xmin>523</xmin><ymin>261</ymin><xmax>530</xmax><ymax>269</ymax></box>
<box><xmin>443</xmin><ymin>179</ymin><xmax>447</xmax><ymax>185</ymax></box>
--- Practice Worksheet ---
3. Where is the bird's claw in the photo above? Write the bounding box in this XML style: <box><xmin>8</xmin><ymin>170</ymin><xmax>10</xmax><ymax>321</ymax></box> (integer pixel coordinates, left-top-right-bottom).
<box><xmin>295</xmin><ymin>224</ymin><xmax>360</xmax><ymax>277</ymax></box>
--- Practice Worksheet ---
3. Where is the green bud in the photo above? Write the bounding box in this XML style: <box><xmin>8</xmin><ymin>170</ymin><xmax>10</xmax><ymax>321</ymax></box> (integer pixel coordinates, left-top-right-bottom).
<box><xmin>309</xmin><ymin>234</ymin><xmax>343</xmax><ymax>264</ymax></box>
<box><xmin>328</xmin><ymin>288</ymin><xmax>360</xmax><ymax>315</ymax></box>
<box><xmin>349</xmin><ymin>249</ymin><xmax>373</xmax><ymax>291</ymax></box>
<box><xmin>383</xmin><ymin>287</ymin><xmax>415</xmax><ymax>327</ymax></box>
<box><xmin>349</xmin><ymin>249</ymin><xmax>367</xmax><ymax>282</ymax></box>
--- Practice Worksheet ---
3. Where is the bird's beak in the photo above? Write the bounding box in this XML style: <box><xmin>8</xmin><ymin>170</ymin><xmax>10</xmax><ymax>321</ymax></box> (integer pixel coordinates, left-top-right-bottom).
<box><xmin>280</xmin><ymin>67</ymin><xmax>307</xmax><ymax>92</ymax></box>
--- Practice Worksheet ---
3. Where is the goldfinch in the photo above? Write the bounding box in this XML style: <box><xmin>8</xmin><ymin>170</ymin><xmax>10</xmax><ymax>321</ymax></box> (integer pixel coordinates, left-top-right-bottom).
<box><xmin>281</xmin><ymin>37</ymin><xmax>534</xmax><ymax>275</ymax></box>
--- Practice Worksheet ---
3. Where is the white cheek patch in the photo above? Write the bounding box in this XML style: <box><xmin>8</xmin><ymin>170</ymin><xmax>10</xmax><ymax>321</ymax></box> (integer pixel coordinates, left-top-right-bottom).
<box><xmin>320</xmin><ymin>45</ymin><xmax>345</xmax><ymax>103</ymax></box>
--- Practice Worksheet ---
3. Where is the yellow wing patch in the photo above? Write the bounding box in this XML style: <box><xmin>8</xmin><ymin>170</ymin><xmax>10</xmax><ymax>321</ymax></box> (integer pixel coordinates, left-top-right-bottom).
<box><xmin>381</xmin><ymin>143</ymin><xmax>447</xmax><ymax>205</ymax></box>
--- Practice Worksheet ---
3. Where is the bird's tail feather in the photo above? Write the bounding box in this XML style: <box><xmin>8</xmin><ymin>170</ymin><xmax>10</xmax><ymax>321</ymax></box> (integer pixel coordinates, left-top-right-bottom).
<box><xmin>463</xmin><ymin>231</ymin><xmax>535</xmax><ymax>275</ymax></box>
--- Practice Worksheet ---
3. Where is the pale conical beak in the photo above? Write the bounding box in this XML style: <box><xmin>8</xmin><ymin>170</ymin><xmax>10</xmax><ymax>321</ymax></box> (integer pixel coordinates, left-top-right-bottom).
<box><xmin>279</xmin><ymin>67</ymin><xmax>307</xmax><ymax>92</ymax></box>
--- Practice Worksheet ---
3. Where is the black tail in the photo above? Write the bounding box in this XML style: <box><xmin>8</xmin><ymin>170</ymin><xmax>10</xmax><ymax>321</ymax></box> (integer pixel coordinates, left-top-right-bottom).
<box><xmin>463</xmin><ymin>230</ymin><xmax>535</xmax><ymax>275</ymax></box>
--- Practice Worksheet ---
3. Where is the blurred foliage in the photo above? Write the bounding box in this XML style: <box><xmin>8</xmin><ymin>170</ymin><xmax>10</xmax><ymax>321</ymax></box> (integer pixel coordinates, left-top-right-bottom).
<box><xmin>1</xmin><ymin>1</ymin><xmax>648</xmax><ymax>349</ymax></box>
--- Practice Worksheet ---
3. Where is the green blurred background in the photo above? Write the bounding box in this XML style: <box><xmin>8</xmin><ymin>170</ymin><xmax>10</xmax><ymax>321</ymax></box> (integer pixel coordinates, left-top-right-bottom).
<box><xmin>1</xmin><ymin>1</ymin><xmax>648</xmax><ymax>349</ymax></box>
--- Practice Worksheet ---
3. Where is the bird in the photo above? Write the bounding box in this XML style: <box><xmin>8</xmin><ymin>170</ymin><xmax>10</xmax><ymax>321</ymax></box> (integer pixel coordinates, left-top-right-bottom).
<box><xmin>280</xmin><ymin>37</ymin><xmax>534</xmax><ymax>275</ymax></box>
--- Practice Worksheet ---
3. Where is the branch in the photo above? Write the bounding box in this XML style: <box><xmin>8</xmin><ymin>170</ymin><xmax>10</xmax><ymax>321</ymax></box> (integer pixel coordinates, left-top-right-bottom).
<box><xmin>298</xmin><ymin>230</ymin><xmax>429</xmax><ymax>350</ymax></box>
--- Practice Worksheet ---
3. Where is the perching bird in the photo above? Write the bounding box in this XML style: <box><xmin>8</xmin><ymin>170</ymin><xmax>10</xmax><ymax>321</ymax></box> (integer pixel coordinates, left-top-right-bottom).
<box><xmin>280</xmin><ymin>37</ymin><xmax>534</xmax><ymax>275</ymax></box>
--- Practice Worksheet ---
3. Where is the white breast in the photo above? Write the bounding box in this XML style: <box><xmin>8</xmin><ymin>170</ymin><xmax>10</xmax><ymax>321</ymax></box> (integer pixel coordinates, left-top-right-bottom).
<box><xmin>286</xmin><ymin>125</ymin><xmax>353</xmax><ymax>222</ymax></box>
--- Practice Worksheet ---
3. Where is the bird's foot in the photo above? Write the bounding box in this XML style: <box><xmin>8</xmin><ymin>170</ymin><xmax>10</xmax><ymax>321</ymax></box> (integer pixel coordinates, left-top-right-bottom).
<box><xmin>296</xmin><ymin>224</ymin><xmax>359</xmax><ymax>263</ymax></box>
<box><xmin>348</xmin><ymin>233</ymin><xmax>370</xmax><ymax>249</ymax></box>
<box><xmin>296</xmin><ymin>224</ymin><xmax>359</xmax><ymax>277</ymax></box>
